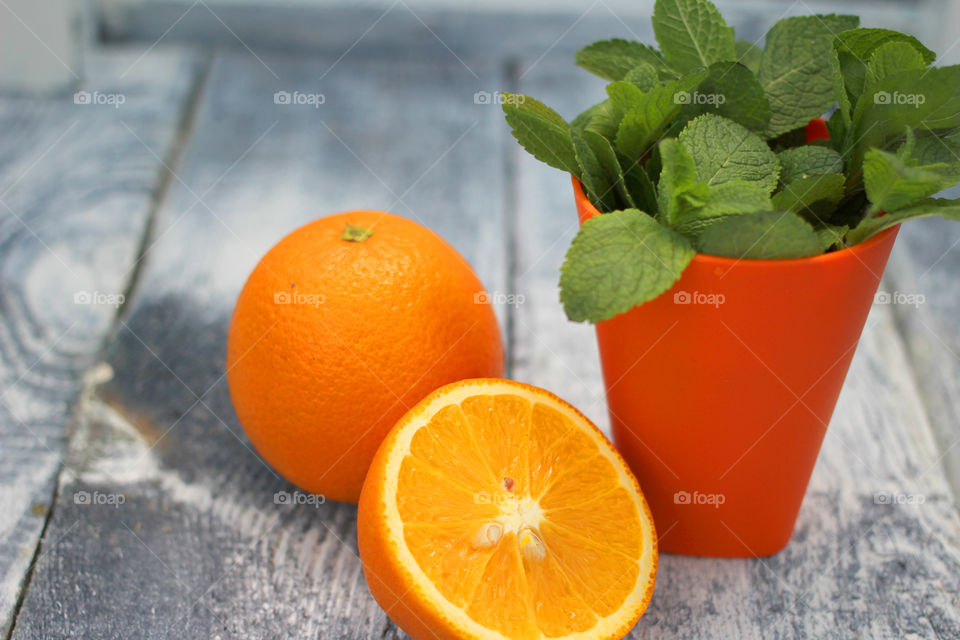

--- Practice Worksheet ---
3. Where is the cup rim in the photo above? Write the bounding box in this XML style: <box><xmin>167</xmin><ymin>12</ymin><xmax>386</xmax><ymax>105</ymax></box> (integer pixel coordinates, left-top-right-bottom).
<box><xmin>571</xmin><ymin>176</ymin><xmax>899</xmax><ymax>269</ymax></box>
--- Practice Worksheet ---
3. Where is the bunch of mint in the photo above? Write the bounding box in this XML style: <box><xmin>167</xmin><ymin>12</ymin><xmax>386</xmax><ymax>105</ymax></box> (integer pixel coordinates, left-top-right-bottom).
<box><xmin>502</xmin><ymin>0</ymin><xmax>960</xmax><ymax>323</ymax></box>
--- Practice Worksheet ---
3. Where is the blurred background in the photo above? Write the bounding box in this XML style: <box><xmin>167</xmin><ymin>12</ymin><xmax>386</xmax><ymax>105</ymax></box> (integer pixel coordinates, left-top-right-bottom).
<box><xmin>2</xmin><ymin>0</ymin><xmax>959</xmax><ymax>94</ymax></box>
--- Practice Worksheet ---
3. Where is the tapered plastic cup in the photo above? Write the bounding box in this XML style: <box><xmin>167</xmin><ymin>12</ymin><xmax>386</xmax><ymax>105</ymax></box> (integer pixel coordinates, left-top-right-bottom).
<box><xmin>573</xmin><ymin>177</ymin><xmax>899</xmax><ymax>556</ymax></box>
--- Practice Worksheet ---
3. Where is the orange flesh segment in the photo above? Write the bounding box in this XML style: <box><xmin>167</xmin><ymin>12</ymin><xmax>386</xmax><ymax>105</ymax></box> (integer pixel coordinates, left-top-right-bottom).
<box><xmin>400</xmin><ymin>393</ymin><xmax>646</xmax><ymax>639</ymax></box>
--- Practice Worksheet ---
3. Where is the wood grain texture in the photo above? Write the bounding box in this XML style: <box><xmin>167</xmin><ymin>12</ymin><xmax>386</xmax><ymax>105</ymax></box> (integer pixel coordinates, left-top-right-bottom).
<box><xmin>511</xmin><ymin>61</ymin><xmax>960</xmax><ymax>639</ymax></box>
<box><xmin>0</xmin><ymin>48</ymin><xmax>200</xmax><ymax>638</ymax></box>
<box><xmin>11</xmin><ymin>51</ymin><xmax>508</xmax><ymax>639</ymax></box>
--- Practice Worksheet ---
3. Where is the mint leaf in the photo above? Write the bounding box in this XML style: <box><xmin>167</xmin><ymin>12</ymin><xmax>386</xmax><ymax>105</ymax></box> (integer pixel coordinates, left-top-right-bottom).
<box><xmin>904</xmin><ymin>129</ymin><xmax>960</xmax><ymax>168</ymax></box>
<box><xmin>560</xmin><ymin>209</ymin><xmax>695</xmax><ymax>322</ymax></box>
<box><xmin>833</xmin><ymin>29</ymin><xmax>936</xmax><ymax>102</ymax></box>
<box><xmin>833</xmin><ymin>28</ymin><xmax>936</xmax><ymax>67</ymax></box>
<box><xmin>682</xmin><ymin>62</ymin><xmax>771</xmax><ymax>132</ymax></box>
<box><xmin>772</xmin><ymin>173</ymin><xmax>846</xmax><ymax>218</ymax></box>
<box><xmin>652</xmin><ymin>0</ymin><xmax>735</xmax><ymax>74</ymax></box>
<box><xmin>735</xmin><ymin>39</ymin><xmax>763</xmax><ymax>74</ymax></box>
<box><xmin>825</xmin><ymin>110</ymin><xmax>849</xmax><ymax>150</ymax></box>
<box><xmin>673</xmin><ymin>179</ymin><xmax>773</xmax><ymax>236</ymax></box>
<box><xmin>614</xmin><ymin>71</ymin><xmax>708</xmax><ymax>162</ymax></box>
<box><xmin>575</xmin><ymin>39</ymin><xmax>670</xmax><ymax>80</ymax></box>
<box><xmin>572</xmin><ymin>131</ymin><xmax>619</xmax><ymax>212</ymax></box>
<box><xmin>502</xmin><ymin>94</ymin><xmax>578</xmax><ymax>174</ymax></box>
<box><xmin>758</xmin><ymin>14</ymin><xmax>859</xmax><ymax>138</ymax></box>
<box><xmin>658</xmin><ymin>135</ymin><xmax>772</xmax><ymax>234</ymax></box>
<box><xmin>607</xmin><ymin>81</ymin><xmax>646</xmax><ymax>121</ymax></box>
<box><xmin>848</xmin><ymin>198</ymin><xmax>960</xmax><ymax>244</ymax></box>
<box><xmin>657</xmin><ymin>137</ymin><xmax>701</xmax><ymax>222</ymax></box>
<box><xmin>623</xmin><ymin>63</ymin><xmax>660</xmax><ymax>91</ymax></box>
<box><xmin>678</xmin><ymin>113</ymin><xmax>781</xmax><ymax>193</ymax></box>
<box><xmin>619</xmin><ymin>152</ymin><xmax>659</xmax><ymax>213</ymax></box>
<box><xmin>829</xmin><ymin>41</ymin><xmax>855</xmax><ymax>132</ymax></box>
<box><xmin>585</xmin><ymin>131</ymin><xmax>642</xmax><ymax>211</ymax></box>
<box><xmin>815</xmin><ymin>223</ymin><xmax>849</xmax><ymax>250</ymax></box>
<box><xmin>702</xmin><ymin>180</ymin><xmax>773</xmax><ymax>215</ymax></box>
<box><xmin>829</xmin><ymin>29</ymin><xmax>933</xmax><ymax>134</ymax></box>
<box><xmin>849</xmin><ymin>66</ymin><xmax>960</xmax><ymax>174</ymax></box>
<box><xmin>571</xmin><ymin>100</ymin><xmax>619</xmax><ymax>140</ymax></box>
<box><xmin>863</xmin><ymin>147</ymin><xmax>959</xmax><ymax>214</ymax></box>
<box><xmin>867</xmin><ymin>42</ymin><xmax>926</xmax><ymax>86</ymax></box>
<box><xmin>777</xmin><ymin>146</ymin><xmax>844</xmax><ymax>183</ymax></box>
<box><xmin>696</xmin><ymin>210</ymin><xmax>823</xmax><ymax>258</ymax></box>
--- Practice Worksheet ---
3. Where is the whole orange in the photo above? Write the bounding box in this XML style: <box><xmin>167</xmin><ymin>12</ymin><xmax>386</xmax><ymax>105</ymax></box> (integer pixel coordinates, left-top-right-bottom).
<box><xmin>226</xmin><ymin>211</ymin><xmax>504</xmax><ymax>503</ymax></box>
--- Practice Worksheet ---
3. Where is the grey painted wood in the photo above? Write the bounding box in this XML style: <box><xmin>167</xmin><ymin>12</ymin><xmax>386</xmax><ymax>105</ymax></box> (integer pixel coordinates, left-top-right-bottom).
<box><xmin>11</xmin><ymin>50</ymin><xmax>508</xmax><ymax>639</ymax></box>
<box><xmin>512</xmin><ymin>61</ymin><xmax>960</xmax><ymax>639</ymax></box>
<box><xmin>0</xmin><ymin>48</ymin><xmax>200</xmax><ymax>637</ymax></box>
<box><xmin>884</xmin><ymin>207</ymin><xmax>960</xmax><ymax>501</ymax></box>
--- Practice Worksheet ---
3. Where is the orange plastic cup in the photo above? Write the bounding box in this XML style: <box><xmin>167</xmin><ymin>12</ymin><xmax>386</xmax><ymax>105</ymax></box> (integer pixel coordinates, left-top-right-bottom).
<box><xmin>572</xmin><ymin>177</ymin><xmax>899</xmax><ymax>556</ymax></box>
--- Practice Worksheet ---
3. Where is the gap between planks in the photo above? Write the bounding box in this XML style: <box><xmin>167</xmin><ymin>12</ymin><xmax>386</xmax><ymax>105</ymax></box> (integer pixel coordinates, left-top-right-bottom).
<box><xmin>108</xmin><ymin>54</ymin><xmax>217</xmax><ymax>333</ymax></box>
<box><xmin>501</xmin><ymin>56</ymin><xmax>522</xmax><ymax>379</ymax></box>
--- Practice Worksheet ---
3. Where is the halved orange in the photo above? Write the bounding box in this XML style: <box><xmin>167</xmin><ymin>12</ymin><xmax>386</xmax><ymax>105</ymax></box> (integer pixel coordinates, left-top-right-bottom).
<box><xmin>358</xmin><ymin>378</ymin><xmax>657</xmax><ymax>640</ymax></box>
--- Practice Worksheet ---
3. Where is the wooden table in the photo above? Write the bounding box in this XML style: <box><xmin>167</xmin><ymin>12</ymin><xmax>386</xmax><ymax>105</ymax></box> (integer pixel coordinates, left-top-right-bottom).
<box><xmin>2</xmin><ymin>11</ymin><xmax>960</xmax><ymax>637</ymax></box>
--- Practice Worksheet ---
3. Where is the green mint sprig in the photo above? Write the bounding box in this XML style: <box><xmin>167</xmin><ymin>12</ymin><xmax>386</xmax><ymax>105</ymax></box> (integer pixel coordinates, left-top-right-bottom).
<box><xmin>502</xmin><ymin>0</ymin><xmax>960</xmax><ymax>323</ymax></box>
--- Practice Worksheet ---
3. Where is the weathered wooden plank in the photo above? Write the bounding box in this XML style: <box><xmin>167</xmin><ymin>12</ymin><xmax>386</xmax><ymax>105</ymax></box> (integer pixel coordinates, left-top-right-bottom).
<box><xmin>884</xmin><ymin>195</ymin><xmax>960</xmax><ymax>499</ymax></box>
<box><xmin>0</xmin><ymin>48</ymin><xmax>201</xmax><ymax>637</ymax></box>
<box><xmin>11</xmin><ymin>51</ymin><xmax>508</xmax><ymax>639</ymax></box>
<box><xmin>512</xmin><ymin>60</ymin><xmax>960</xmax><ymax>639</ymax></box>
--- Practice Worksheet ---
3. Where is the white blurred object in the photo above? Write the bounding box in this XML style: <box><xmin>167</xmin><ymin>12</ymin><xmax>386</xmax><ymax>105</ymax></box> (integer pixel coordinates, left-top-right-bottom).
<box><xmin>940</xmin><ymin>0</ymin><xmax>960</xmax><ymax>64</ymax></box>
<box><xmin>0</xmin><ymin>0</ymin><xmax>88</xmax><ymax>93</ymax></box>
